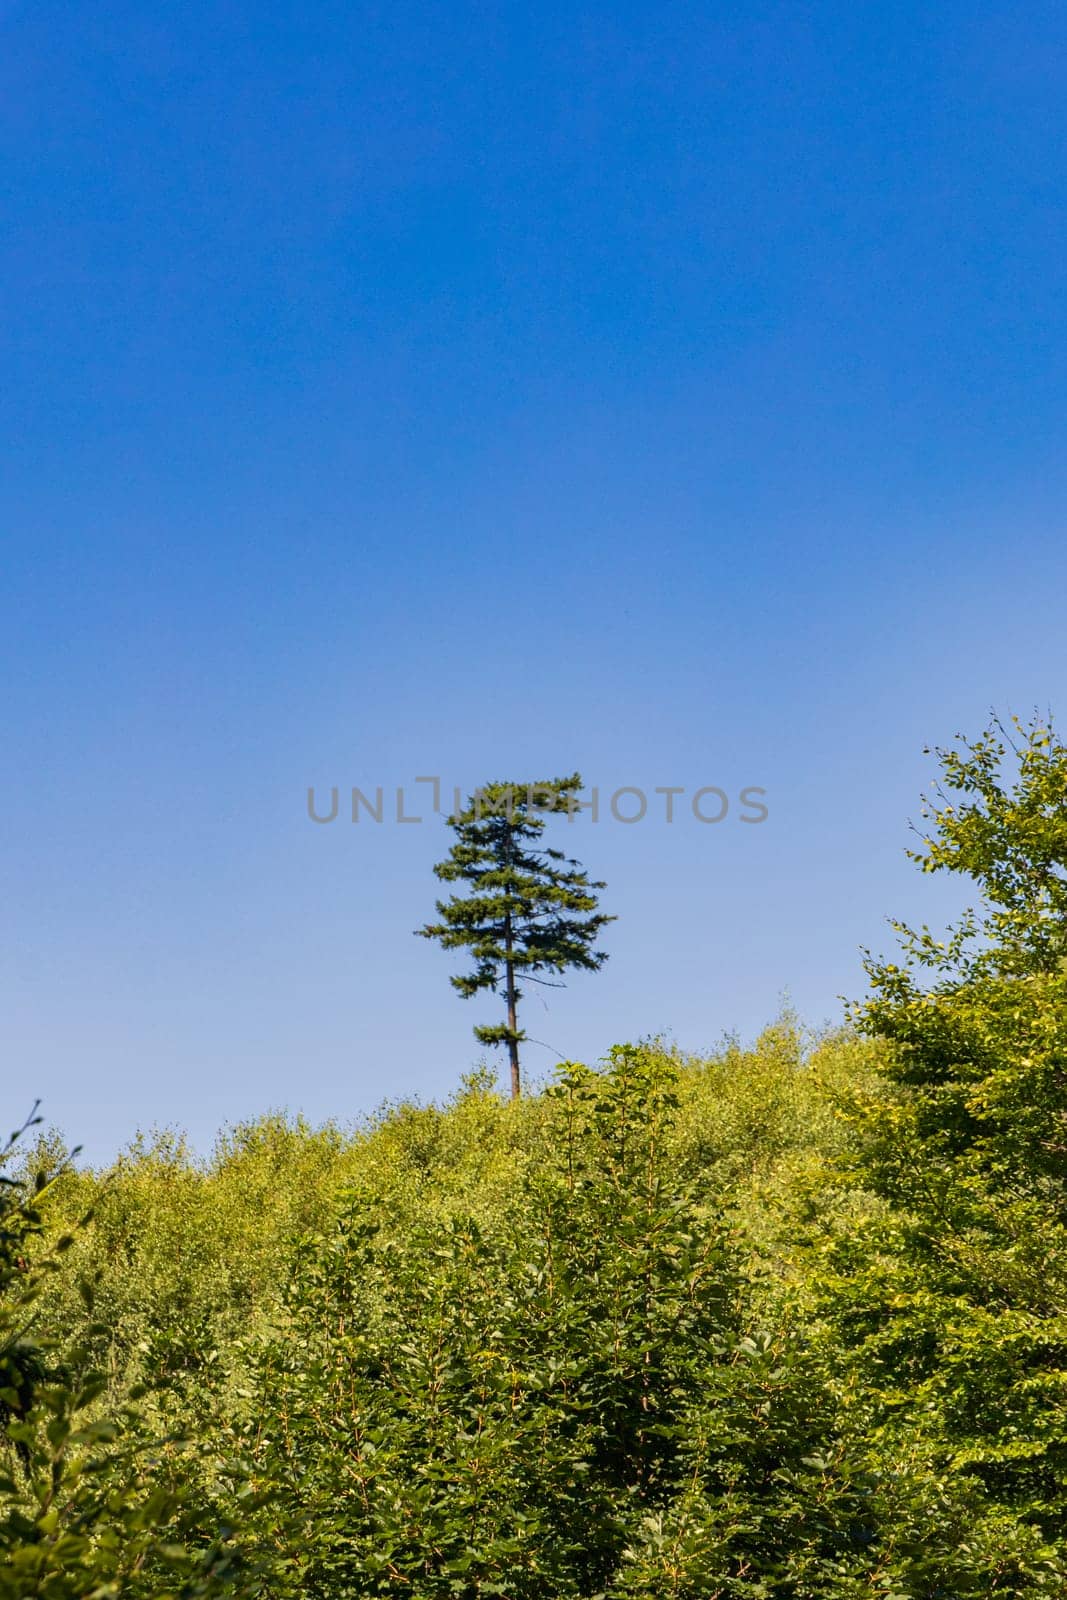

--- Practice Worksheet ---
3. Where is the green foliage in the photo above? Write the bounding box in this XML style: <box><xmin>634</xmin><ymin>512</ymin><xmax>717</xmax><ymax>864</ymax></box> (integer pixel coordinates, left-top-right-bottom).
<box><xmin>816</xmin><ymin>715</ymin><xmax>1067</xmax><ymax>1592</ymax></box>
<box><xmin>0</xmin><ymin>1112</ymin><xmax>246</xmax><ymax>1598</ymax></box>
<box><xmin>243</xmin><ymin>1049</ymin><xmax>878</xmax><ymax>1597</ymax></box>
<box><xmin>27</xmin><ymin>1115</ymin><xmax>355</xmax><ymax>1434</ymax></box>
<box><xmin>900</xmin><ymin>712</ymin><xmax>1067</xmax><ymax>979</ymax></box>
<box><xmin>12</xmin><ymin>714</ymin><xmax>1067</xmax><ymax>1596</ymax></box>
<box><xmin>417</xmin><ymin>776</ymin><xmax>614</xmax><ymax>1095</ymax></box>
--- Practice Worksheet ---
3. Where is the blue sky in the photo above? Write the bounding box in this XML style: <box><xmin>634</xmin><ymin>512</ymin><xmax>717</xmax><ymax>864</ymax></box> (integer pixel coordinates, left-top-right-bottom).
<box><xmin>3</xmin><ymin>0</ymin><xmax>1066</xmax><ymax>1156</ymax></box>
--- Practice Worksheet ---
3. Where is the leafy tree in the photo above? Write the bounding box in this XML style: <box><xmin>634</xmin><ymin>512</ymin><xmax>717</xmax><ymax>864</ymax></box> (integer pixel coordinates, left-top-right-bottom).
<box><xmin>896</xmin><ymin>710</ymin><xmax>1067</xmax><ymax>979</ymax></box>
<box><xmin>417</xmin><ymin>776</ymin><xmax>614</xmax><ymax>1097</ymax></box>
<box><xmin>816</xmin><ymin>714</ymin><xmax>1067</xmax><ymax>1592</ymax></box>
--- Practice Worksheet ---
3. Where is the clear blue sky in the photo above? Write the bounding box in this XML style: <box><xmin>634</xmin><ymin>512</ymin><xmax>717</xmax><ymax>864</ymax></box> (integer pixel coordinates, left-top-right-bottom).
<box><xmin>3</xmin><ymin>0</ymin><xmax>1066</xmax><ymax>1157</ymax></box>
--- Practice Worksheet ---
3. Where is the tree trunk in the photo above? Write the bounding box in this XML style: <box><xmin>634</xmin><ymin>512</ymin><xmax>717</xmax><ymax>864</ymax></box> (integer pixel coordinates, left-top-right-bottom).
<box><xmin>504</xmin><ymin>911</ymin><xmax>520</xmax><ymax>1099</ymax></box>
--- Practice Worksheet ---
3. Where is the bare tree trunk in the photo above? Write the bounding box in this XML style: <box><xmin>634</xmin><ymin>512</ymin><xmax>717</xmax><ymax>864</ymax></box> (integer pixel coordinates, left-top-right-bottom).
<box><xmin>504</xmin><ymin>911</ymin><xmax>520</xmax><ymax>1098</ymax></box>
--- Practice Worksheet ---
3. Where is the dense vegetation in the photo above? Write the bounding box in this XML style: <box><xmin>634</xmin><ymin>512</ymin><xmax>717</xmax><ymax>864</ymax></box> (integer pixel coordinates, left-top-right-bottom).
<box><xmin>4</xmin><ymin>717</ymin><xmax>1067</xmax><ymax>1596</ymax></box>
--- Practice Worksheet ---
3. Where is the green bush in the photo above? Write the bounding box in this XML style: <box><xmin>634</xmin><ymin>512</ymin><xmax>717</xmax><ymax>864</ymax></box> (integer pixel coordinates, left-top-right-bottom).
<box><xmin>0</xmin><ymin>1113</ymin><xmax>248</xmax><ymax>1598</ymax></box>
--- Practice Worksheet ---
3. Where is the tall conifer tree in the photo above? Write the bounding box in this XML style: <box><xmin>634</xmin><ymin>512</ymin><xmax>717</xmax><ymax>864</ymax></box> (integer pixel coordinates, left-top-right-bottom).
<box><xmin>417</xmin><ymin>775</ymin><xmax>613</xmax><ymax>1097</ymax></box>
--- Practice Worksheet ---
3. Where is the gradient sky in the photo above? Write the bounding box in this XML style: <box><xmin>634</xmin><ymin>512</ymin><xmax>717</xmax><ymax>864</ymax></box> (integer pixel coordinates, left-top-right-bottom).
<box><xmin>3</xmin><ymin>0</ymin><xmax>1066</xmax><ymax>1157</ymax></box>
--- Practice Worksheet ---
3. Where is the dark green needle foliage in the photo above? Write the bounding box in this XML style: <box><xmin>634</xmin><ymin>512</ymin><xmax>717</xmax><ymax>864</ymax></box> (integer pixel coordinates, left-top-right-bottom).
<box><xmin>417</xmin><ymin>775</ymin><xmax>614</xmax><ymax>1097</ymax></box>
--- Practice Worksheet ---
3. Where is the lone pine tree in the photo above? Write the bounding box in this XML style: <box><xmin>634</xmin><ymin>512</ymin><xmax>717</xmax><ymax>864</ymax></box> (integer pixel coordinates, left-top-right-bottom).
<box><xmin>417</xmin><ymin>776</ymin><xmax>614</xmax><ymax>1098</ymax></box>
